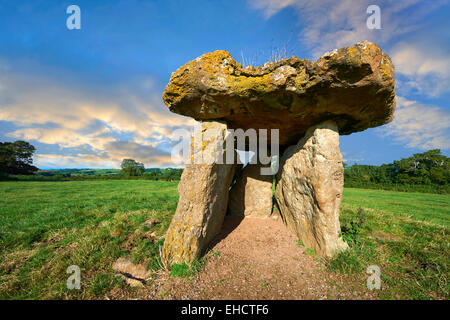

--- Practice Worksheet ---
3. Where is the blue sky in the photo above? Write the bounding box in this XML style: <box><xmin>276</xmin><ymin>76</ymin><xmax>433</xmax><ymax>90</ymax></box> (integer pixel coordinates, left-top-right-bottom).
<box><xmin>0</xmin><ymin>0</ymin><xmax>449</xmax><ymax>169</ymax></box>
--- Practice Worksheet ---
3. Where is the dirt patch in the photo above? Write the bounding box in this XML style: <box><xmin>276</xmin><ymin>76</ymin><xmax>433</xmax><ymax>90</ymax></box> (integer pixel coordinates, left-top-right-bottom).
<box><xmin>148</xmin><ymin>216</ymin><xmax>377</xmax><ymax>300</ymax></box>
<box><xmin>112</xmin><ymin>257</ymin><xmax>152</xmax><ymax>287</ymax></box>
<box><xmin>372</xmin><ymin>232</ymin><xmax>399</xmax><ymax>242</ymax></box>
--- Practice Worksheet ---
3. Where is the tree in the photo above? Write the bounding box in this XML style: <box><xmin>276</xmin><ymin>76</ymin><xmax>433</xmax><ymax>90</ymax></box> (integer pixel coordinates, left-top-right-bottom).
<box><xmin>395</xmin><ymin>149</ymin><xmax>449</xmax><ymax>185</ymax></box>
<box><xmin>120</xmin><ymin>159</ymin><xmax>145</xmax><ymax>177</ymax></box>
<box><xmin>0</xmin><ymin>140</ymin><xmax>39</xmax><ymax>176</ymax></box>
<box><xmin>344</xmin><ymin>149</ymin><xmax>449</xmax><ymax>186</ymax></box>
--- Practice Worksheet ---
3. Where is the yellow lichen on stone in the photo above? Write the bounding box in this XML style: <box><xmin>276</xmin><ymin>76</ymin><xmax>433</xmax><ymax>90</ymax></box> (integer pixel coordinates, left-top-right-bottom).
<box><xmin>344</xmin><ymin>46</ymin><xmax>361</xmax><ymax>65</ymax></box>
<box><xmin>227</xmin><ymin>73</ymin><xmax>275</xmax><ymax>97</ymax></box>
<box><xmin>162</xmin><ymin>42</ymin><xmax>396</xmax><ymax>146</ymax></box>
<box><xmin>380</xmin><ymin>54</ymin><xmax>394</xmax><ymax>81</ymax></box>
<box><xmin>294</xmin><ymin>68</ymin><xmax>309</xmax><ymax>88</ymax></box>
<box><xmin>162</xmin><ymin>50</ymin><xmax>234</xmax><ymax>106</ymax></box>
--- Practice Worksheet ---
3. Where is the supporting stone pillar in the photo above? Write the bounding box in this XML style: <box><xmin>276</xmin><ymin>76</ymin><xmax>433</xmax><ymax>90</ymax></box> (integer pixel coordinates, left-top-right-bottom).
<box><xmin>228</xmin><ymin>163</ymin><xmax>273</xmax><ymax>218</ymax></box>
<box><xmin>275</xmin><ymin>120</ymin><xmax>348</xmax><ymax>258</ymax></box>
<box><xmin>162</xmin><ymin>121</ymin><xmax>236</xmax><ymax>265</ymax></box>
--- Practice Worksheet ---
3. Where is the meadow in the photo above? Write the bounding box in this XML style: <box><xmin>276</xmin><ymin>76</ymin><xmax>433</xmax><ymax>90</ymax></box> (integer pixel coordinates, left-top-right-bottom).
<box><xmin>0</xmin><ymin>180</ymin><xmax>179</xmax><ymax>299</ymax></box>
<box><xmin>0</xmin><ymin>180</ymin><xmax>448</xmax><ymax>299</ymax></box>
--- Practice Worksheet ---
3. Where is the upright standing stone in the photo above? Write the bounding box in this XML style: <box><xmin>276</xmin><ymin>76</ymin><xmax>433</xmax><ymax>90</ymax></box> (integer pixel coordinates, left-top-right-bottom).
<box><xmin>275</xmin><ymin>121</ymin><xmax>348</xmax><ymax>258</ymax></box>
<box><xmin>162</xmin><ymin>121</ymin><xmax>236</xmax><ymax>265</ymax></box>
<box><xmin>228</xmin><ymin>163</ymin><xmax>273</xmax><ymax>218</ymax></box>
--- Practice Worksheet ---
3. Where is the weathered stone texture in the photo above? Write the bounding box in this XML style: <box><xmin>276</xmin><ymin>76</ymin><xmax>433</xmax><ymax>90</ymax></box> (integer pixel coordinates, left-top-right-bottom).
<box><xmin>163</xmin><ymin>41</ymin><xmax>395</xmax><ymax>147</ymax></box>
<box><xmin>162</xmin><ymin>121</ymin><xmax>236</xmax><ymax>264</ymax></box>
<box><xmin>275</xmin><ymin>121</ymin><xmax>348</xmax><ymax>258</ymax></box>
<box><xmin>228</xmin><ymin>163</ymin><xmax>273</xmax><ymax>218</ymax></box>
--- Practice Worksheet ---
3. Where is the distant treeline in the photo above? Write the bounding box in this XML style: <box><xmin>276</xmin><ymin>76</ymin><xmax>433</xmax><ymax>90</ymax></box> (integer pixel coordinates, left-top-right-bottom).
<box><xmin>8</xmin><ymin>168</ymin><xmax>183</xmax><ymax>181</ymax></box>
<box><xmin>344</xmin><ymin>149</ymin><xmax>449</xmax><ymax>194</ymax></box>
<box><xmin>4</xmin><ymin>149</ymin><xmax>449</xmax><ymax>194</ymax></box>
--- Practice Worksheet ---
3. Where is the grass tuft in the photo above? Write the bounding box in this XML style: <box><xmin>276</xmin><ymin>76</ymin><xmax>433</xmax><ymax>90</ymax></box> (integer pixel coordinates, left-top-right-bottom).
<box><xmin>169</xmin><ymin>258</ymin><xmax>205</xmax><ymax>278</ymax></box>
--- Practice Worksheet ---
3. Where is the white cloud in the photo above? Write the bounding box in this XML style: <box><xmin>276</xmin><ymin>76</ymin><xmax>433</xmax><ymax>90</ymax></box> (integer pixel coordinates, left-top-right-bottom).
<box><xmin>248</xmin><ymin>0</ymin><xmax>298</xmax><ymax>18</ymax></box>
<box><xmin>34</xmin><ymin>154</ymin><xmax>116</xmax><ymax>169</ymax></box>
<box><xmin>379</xmin><ymin>96</ymin><xmax>450</xmax><ymax>150</ymax></box>
<box><xmin>0</xmin><ymin>66</ymin><xmax>197</xmax><ymax>168</ymax></box>
<box><xmin>391</xmin><ymin>42</ymin><xmax>450</xmax><ymax>96</ymax></box>
<box><xmin>0</xmin><ymin>72</ymin><xmax>196</xmax><ymax>139</ymax></box>
<box><xmin>249</xmin><ymin>0</ymin><xmax>450</xmax><ymax>96</ymax></box>
<box><xmin>7</xmin><ymin>127</ymin><xmax>114</xmax><ymax>151</ymax></box>
<box><xmin>32</xmin><ymin>141</ymin><xmax>177</xmax><ymax>169</ymax></box>
<box><xmin>249</xmin><ymin>0</ymin><xmax>437</xmax><ymax>56</ymax></box>
<box><xmin>341</xmin><ymin>152</ymin><xmax>365</xmax><ymax>164</ymax></box>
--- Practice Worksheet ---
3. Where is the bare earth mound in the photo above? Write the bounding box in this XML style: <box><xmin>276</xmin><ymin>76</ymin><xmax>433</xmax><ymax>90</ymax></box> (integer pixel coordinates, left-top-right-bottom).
<box><xmin>153</xmin><ymin>217</ymin><xmax>377</xmax><ymax>300</ymax></box>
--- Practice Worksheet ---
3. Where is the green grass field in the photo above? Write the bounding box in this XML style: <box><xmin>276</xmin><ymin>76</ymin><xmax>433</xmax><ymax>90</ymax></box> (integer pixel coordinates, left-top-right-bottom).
<box><xmin>0</xmin><ymin>180</ymin><xmax>179</xmax><ymax>299</ymax></box>
<box><xmin>0</xmin><ymin>180</ymin><xmax>448</xmax><ymax>299</ymax></box>
<box><xmin>337</xmin><ymin>188</ymin><xmax>449</xmax><ymax>299</ymax></box>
